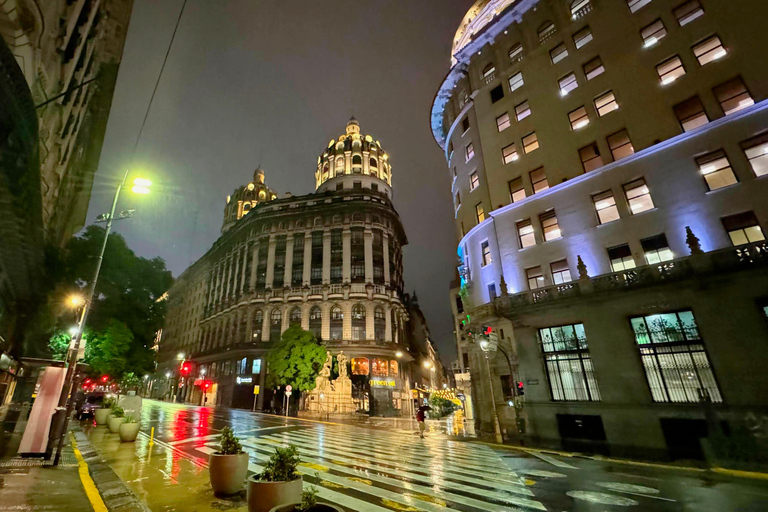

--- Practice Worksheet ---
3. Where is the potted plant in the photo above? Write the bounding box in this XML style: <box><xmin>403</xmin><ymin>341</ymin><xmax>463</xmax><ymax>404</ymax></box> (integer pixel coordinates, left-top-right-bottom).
<box><xmin>247</xmin><ymin>445</ymin><xmax>303</xmax><ymax>512</ymax></box>
<box><xmin>268</xmin><ymin>484</ymin><xmax>343</xmax><ymax>512</ymax></box>
<box><xmin>94</xmin><ymin>398</ymin><xmax>114</xmax><ymax>425</ymax></box>
<box><xmin>209</xmin><ymin>427</ymin><xmax>249</xmax><ymax>496</ymax></box>
<box><xmin>119</xmin><ymin>414</ymin><xmax>140</xmax><ymax>442</ymax></box>
<box><xmin>107</xmin><ymin>405</ymin><xmax>125</xmax><ymax>433</ymax></box>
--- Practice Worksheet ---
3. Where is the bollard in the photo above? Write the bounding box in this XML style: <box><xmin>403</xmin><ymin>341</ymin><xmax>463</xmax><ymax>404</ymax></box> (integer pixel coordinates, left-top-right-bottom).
<box><xmin>149</xmin><ymin>426</ymin><xmax>154</xmax><ymax>446</ymax></box>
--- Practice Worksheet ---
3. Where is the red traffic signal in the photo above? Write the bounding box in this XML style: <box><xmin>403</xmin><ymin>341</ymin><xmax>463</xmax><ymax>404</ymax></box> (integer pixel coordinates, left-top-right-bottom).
<box><xmin>203</xmin><ymin>380</ymin><xmax>211</xmax><ymax>390</ymax></box>
<box><xmin>483</xmin><ymin>325</ymin><xmax>493</xmax><ymax>335</ymax></box>
<box><xmin>180</xmin><ymin>362</ymin><xmax>191</xmax><ymax>376</ymax></box>
<box><xmin>101</xmin><ymin>375</ymin><xmax>109</xmax><ymax>382</ymax></box>
<box><xmin>516</xmin><ymin>381</ymin><xmax>525</xmax><ymax>396</ymax></box>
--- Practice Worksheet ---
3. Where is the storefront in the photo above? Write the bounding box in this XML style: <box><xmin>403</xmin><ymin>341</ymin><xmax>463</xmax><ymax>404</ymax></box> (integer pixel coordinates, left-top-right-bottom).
<box><xmin>350</xmin><ymin>356</ymin><xmax>405</xmax><ymax>417</ymax></box>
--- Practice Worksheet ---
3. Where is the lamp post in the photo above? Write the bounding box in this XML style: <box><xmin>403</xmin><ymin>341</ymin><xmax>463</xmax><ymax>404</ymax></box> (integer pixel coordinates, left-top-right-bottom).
<box><xmin>480</xmin><ymin>338</ymin><xmax>504</xmax><ymax>444</ymax></box>
<box><xmin>52</xmin><ymin>170</ymin><xmax>152</xmax><ymax>465</ymax></box>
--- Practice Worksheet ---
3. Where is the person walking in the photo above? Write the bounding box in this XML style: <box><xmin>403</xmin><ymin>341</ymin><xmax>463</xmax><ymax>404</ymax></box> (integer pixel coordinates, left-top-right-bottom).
<box><xmin>416</xmin><ymin>405</ymin><xmax>431</xmax><ymax>438</ymax></box>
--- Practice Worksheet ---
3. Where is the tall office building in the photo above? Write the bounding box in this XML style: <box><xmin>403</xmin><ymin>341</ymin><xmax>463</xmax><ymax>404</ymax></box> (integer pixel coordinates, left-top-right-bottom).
<box><xmin>432</xmin><ymin>0</ymin><xmax>768</xmax><ymax>459</ymax></box>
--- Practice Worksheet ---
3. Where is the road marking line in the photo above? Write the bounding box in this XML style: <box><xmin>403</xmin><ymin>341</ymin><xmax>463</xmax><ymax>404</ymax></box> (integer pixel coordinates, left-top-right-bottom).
<box><xmin>527</xmin><ymin>451</ymin><xmax>578</xmax><ymax>469</ymax></box>
<box><xmin>69</xmin><ymin>432</ymin><xmax>108</xmax><ymax>512</ymax></box>
<box><xmin>167</xmin><ymin>433</ymin><xmax>220</xmax><ymax>446</ymax></box>
<box><xmin>613</xmin><ymin>490</ymin><xmax>676</xmax><ymax>502</ymax></box>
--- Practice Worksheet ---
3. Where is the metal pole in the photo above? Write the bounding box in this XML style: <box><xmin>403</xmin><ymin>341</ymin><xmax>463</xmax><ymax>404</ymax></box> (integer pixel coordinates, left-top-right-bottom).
<box><xmin>53</xmin><ymin>169</ymin><xmax>130</xmax><ymax>466</ymax></box>
<box><xmin>485</xmin><ymin>352</ymin><xmax>503</xmax><ymax>444</ymax></box>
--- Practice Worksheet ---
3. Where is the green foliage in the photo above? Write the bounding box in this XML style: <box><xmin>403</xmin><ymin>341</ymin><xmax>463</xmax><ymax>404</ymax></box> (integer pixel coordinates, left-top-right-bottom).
<box><xmin>298</xmin><ymin>481</ymin><xmax>319</xmax><ymax>511</ymax></box>
<box><xmin>48</xmin><ymin>331</ymin><xmax>71</xmax><ymax>360</ymax></box>
<box><xmin>120</xmin><ymin>372</ymin><xmax>141</xmax><ymax>391</ymax></box>
<box><xmin>123</xmin><ymin>414</ymin><xmax>136</xmax><ymax>424</ymax></box>
<box><xmin>111</xmin><ymin>405</ymin><xmax>124</xmax><ymax>417</ymax></box>
<box><xmin>217</xmin><ymin>427</ymin><xmax>243</xmax><ymax>455</ymax></box>
<box><xmin>102</xmin><ymin>397</ymin><xmax>116</xmax><ymax>409</ymax></box>
<box><xmin>83</xmin><ymin>320</ymin><xmax>133</xmax><ymax>379</ymax></box>
<box><xmin>265</xmin><ymin>325</ymin><xmax>327</xmax><ymax>392</ymax></box>
<box><xmin>428</xmin><ymin>396</ymin><xmax>459</xmax><ymax>419</ymax></box>
<box><xmin>258</xmin><ymin>445</ymin><xmax>300</xmax><ymax>482</ymax></box>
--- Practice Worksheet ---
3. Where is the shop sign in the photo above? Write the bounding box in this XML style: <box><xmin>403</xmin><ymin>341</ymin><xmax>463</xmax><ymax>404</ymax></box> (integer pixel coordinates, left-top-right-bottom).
<box><xmin>236</xmin><ymin>376</ymin><xmax>253</xmax><ymax>385</ymax></box>
<box><xmin>411</xmin><ymin>389</ymin><xmax>419</xmax><ymax>399</ymax></box>
<box><xmin>370</xmin><ymin>378</ymin><xmax>396</xmax><ymax>388</ymax></box>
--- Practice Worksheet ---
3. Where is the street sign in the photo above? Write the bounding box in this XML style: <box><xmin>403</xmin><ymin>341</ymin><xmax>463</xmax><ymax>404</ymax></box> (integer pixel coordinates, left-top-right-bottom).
<box><xmin>286</xmin><ymin>385</ymin><xmax>292</xmax><ymax>392</ymax></box>
<box><xmin>253</xmin><ymin>385</ymin><xmax>260</xmax><ymax>395</ymax></box>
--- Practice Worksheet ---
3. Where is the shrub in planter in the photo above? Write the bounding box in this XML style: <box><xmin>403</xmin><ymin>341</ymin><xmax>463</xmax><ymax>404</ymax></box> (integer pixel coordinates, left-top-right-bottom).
<box><xmin>247</xmin><ymin>445</ymin><xmax>303</xmax><ymax>512</ymax></box>
<box><xmin>107</xmin><ymin>405</ymin><xmax>125</xmax><ymax>433</ymax></box>
<box><xmin>209</xmin><ymin>427</ymin><xmax>249</xmax><ymax>496</ymax></box>
<box><xmin>95</xmin><ymin>398</ymin><xmax>115</xmax><ymax>425</ymax></box>
<box><xmin>268</xmin><ymin>485</ymin><xmax>344</xmax><ymax>512</ymax></box>
<box><xmin>119</xmin><ymin>414</ymin><xmax>140</xmax><ymax>442</ymax></box>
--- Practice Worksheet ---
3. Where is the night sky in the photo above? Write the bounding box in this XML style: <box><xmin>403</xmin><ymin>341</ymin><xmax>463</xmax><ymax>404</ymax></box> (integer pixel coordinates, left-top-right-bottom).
<box><xmin>86</xmin><ymin>0</ymin><xmax>473</xmax><ymax>364</ymax></box>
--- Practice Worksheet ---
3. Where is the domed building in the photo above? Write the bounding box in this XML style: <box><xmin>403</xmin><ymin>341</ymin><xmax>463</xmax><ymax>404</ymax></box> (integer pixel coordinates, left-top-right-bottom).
<box><xmin>157</xmin><ymin>119</ymin><xmax>434</xmax><ymax>417</ymax></box>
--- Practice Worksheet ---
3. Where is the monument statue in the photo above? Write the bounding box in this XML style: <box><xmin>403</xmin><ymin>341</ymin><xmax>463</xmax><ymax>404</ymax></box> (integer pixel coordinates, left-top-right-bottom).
<box><xmin>319</xmin><ymin>351</ymin><xmax>332</xmax><ymax>378</ymax></box>
<box><xmin>337</xmin><ymin>351</ymin><xmax>348</xmax><ymax>379</ymax></box>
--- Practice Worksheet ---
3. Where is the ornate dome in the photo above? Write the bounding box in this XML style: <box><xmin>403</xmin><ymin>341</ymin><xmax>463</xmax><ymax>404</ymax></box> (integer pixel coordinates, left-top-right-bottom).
<box><xmin>315</xmin><ymin>118</ymin><xmax>393</xmax><ymax>195</ymax></box>
<box><xmin>222</xmin><ymin>168</ymin><xmax>278</xmax><ymax>233</ymax></box>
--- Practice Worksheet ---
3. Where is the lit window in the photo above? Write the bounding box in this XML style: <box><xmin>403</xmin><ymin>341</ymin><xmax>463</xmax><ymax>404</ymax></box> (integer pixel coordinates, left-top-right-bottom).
<box><xmin>539</xmin><ymin>324</ymin><xmax>600</xmax><ymax>402</ymax></box>
<box><xmin>526</xmin><ymin>266</ymin><xmax>545</xmax><ymax>289</ymax></box>
<box><xmin>593</xmin><ymin>190</ymin><xmax>620</xmax><ymax>224</ymax></box>
<box><xmin>509</xmin><ymin>72</ymin><xmax>524</xmax><ymax>91</ymax></box>
<box><xmin>571</xmin><ymin>0</ymin><xmax>591</xmax><ymax>18</ymax></box>
<box><xmin>583</xmin><ymin>56</ymin><xmax>604</xmax><ymax>80</ymax></box>
<box><xmin>515</xmin><ymin>100</ymin><xmax>531</xmax><ymax>121</ymax></box>
<box><xmin>624</xmin><ymin>178</ymin><xmax>654</xmax><ymax>214</ymax></box>
<box><xmin>558</xmin><ymin>72</ymin><xmax>578</xmax><ymax>96</ymax></box>
<box><xmin>693</xmin><ymin>35</ymin><xmax>726</xmax><ymax>65</ymax></box>
<box><xmin>608</xmin><ymin>244</ymin><xmax>636</xmax><ymax>272</ymax></box>
<box><xmin>722</xmin><ymin>211</ymin><xmax>765</xmax><ymax>246</ymax></box>
<box><xmin>502</xmin><ymin>143</ymin><xmax>519</xmax><ymax>164</ymax></box>
<box><xmin>580</xmin><ymin>142</ymin><xmax>603</xmax><ymax>172</ymax></box>
<box><xmin>741</xmin><ymin>134</ymin><xmax>768</xmax><ymax>177</ymax></box>
<box><xmin>697</xmin><ymin>151</ymin><xmax>737</xmax><ymax>191</ymax></box>
<box><xmin>551</xmin><ymin>260</ymin><xmax>572</xmax><ymax>284</ymax></box>
<box><xmin>630</xmin><ymin>310</ymin><xmax>721</xmax><ymax>403</ymax></box>
<box><xmin>657</xmin><ymin>55</ymin><xmax>685</xmax><ymax>85</ymax></box>
<box><xmin>252</xmin><ymin>358</ymin><xmax>262</xmax><ymax>374</ymax></box>
<box><xmin>594</xmin><ymin>90</ymin><xmax>618</xmax><ymax>116</ymax></box>
<box><xmin>627</xmin><ymin>0</ymin><xmax>652</xmax><ymax>14</ymax></box>
<box><xmin>607</xmin><ymin>129</ymin><xmax>634</xmax><ymax>160</ymax></box>
<box><xmin>509</xmin><ymin>43</ymin><xmax>523</xmax><ymax>62</ymax></box>
<box><xmin>641</xmin><ymin>19</ymin><xmax>666</xmax><ymax>48</ymax></box>
<box><xmin>517</xmin><ymin>219</ymin><xmax>536</xmax><ymax>248</ymax></box>
<box><xmin>490</xmin><ymin>84</ymin><xmax>504</xmax><ymax>103</ymax></box>
<box><xmin>476</xmin><ymin>203</ymin><xmax>485</xmax><ymax>223</ymax></box>
<box><xmin>674</xmin><ymin>0</ymin><xmax>704</xmax><ymax>26</ymax></box>
<box><xmin>538</xmin><ymin>22</ymin><xmax>556</xmax><ymax>43</ymax></box>
<box><xmin>496</xmin><ymin>112</ymin><xmax>511</xmax><ymax>131</ymax></box>
<box><xmin>573</xmin><ymin>26</ymin><xmax>593</xmax><ymax>49</ymax></box>
<box><xmin>352</xmin><ymin>358</ymin><xmax>369</xmax><ymax>375</ymax></box>
<box><xmin>482</xmin><ymin>63</ymin><xmax>496</xmax><ymax>80</ymax></box>
<box><xmin>523</xmin><ymin>132</ymin><xmax>539</xmax><ymax>154</ymax></box>
<box><xmin>540</xmin><ymin>211</ymin><xmax>561</xmax><ymax>241</ymax></box>
<box><xmin>674</xmin><ymin>96</ymin><xmax>709</xmax><ymax>132</ymax></box>
<box><xmin>642</xmin><ymin>234</ymin><xmax>674</xmax><ymax>264</ymax></box>
<box><xmin>389</xmin><ymin>360</ymin><xmax>399</xmax><ymax>376</ymax></box>
<box><xmin>530</xmin><ymin>167</ymin><xmax>549</xmax><ymax>193</ymax></box>
<box><xmin>465</xmin><ymin>142</ymin><xmax>475</xmax><ymax>162</ymax></box>
<box><xmin>714</xmin><ymin>77</ymin><xmax>753</xmax><ymax>115</ymax></box>
<box><xmin>509</xmin><ymin>177</ymin><xmax>526</xmax><ymax>202</ymax></box>
<box><xmin>550</xmin><ymin>43</ymin><xmax>569</xmax><ymax>64</ymax></box>
<box><xmin>469</xmin><ymin>171</ymin><xmax>480</xmax><ymax>191</ymax></box>
<box><xmin>481</xmin><ymin>241</ymin><xmax>492</xmax><ymax>266</ymax></box>
<box><xmin>569</xmin><ymin>106</ymin><xmax>589</xmax><ymax>130</ymax></box>
<box><xmin>461</xmin><ymin>118</ymin><xmax>470</xmax><ymax>134</ymax></box>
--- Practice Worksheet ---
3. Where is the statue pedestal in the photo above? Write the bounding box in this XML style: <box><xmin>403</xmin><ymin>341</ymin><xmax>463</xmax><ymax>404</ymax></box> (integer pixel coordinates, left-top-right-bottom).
<box><xmin>307</xmin><ymin>376</ymin><xmax>355</xmax><ymax>415</ymax></box>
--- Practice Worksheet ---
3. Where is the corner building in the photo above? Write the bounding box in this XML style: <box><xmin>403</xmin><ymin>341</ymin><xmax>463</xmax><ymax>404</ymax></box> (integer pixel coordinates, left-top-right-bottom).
<box><xmin>160</xmin><ymin>120</ymin><xmax>414</xmax><ymax>416</ymax></box>
<box><xmin>433</xmin><ymin>0</ymin><xmax>768</xmax><ymax>460</ymax></box>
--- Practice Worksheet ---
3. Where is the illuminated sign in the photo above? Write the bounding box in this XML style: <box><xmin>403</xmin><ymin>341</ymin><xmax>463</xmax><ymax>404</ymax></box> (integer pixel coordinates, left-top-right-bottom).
<box><xmin>236</xmin><ymin>376</ymin><xmax>253</xmax><ymax>385</ymax></box>
<box><xmin>370</xmin><ymin>378</ymin><xmax>396</xmax><ymax>388</ymax></box>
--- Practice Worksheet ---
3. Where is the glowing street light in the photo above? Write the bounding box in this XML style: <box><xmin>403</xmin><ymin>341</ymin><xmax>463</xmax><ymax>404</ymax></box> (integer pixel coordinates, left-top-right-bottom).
<box><xmin>131</xmin><ymin>177</ymin><xmax>152</xmax><ymax>194</ymax></box>
<box><xmin>68</xmin><ymin>326</ymin><xmax>79</xmax><ymax>337</ymax></box>
<box><xmin>69</xmin><ymin>295</ymin><xmax>84</xmax><ymax>307</ymax></box>
<box><xmin>395</xmin><ymin>351</ymin><xmax>403</xmax><ymax>358</ymax></box>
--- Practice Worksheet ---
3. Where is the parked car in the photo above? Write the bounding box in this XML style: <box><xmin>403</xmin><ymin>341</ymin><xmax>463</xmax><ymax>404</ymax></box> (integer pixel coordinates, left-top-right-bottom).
<box><xmin>77</xmin><ymin>393</ymin><xmax>106</xmax><ymax>419</ymax></box>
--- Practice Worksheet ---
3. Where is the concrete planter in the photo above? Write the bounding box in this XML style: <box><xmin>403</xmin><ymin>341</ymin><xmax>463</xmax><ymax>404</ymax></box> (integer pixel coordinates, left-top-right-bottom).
<box><xmin>119</xmin><ymin>422</ymin><xmax>140</xmax><ymax>442</ymax></box>
<box><xmin>247</xmin><ymin>476</ymin><xmax>303</xmax><ymax>512</ymax></box>
<box><xmin>94</xmin><ymin>408</ymin><xmax>111</xmax><ymax>425</ymax></box>
<box><xmin>107</xmin><ymin>415</ymin><xmax>125</xmax><ymax>433</ymax></box>
<box><xmin>209</xmin><ymin>452</ymin><xmax>249</xmax><ymax>496</ymax></box>
<box><xmin>269</xmin><ymin>503</ymin><xmax>343</xmax><ymax>512</ymax></box>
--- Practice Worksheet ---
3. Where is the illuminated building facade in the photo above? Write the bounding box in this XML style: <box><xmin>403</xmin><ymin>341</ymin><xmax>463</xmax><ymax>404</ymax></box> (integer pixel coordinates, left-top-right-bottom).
<box><xmin>433</xmin><ymin>0</ymin><xmax>768</xmax><ymax>459</ymax></box>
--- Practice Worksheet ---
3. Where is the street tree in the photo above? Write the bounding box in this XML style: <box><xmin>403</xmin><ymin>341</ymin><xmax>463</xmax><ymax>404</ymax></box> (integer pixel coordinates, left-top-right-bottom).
<box><xmin>47</xmin><ymin>328</ymin><xmax>93</xmax><ymax>361</ymax></box>
<box><xmin>120</xmin><ymin>372</ymin><xmax>141</xmax><ymax>392</ymax></box>
<box><xmin>265</xmin><ymin>325</ymin><xmax>326</xmax><ymax>392</ymax></box>
<box><xmin>83</xmin><ymin>320</ymin><xmax>133</xmax><ymax>378</ymax></box>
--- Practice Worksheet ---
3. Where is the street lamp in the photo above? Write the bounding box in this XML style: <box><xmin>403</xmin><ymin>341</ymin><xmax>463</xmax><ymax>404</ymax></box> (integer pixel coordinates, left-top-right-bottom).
<box><xmin>479</xmin><ymin>338</ymin><xmax>504</xmax><ymax>444</ymax></box>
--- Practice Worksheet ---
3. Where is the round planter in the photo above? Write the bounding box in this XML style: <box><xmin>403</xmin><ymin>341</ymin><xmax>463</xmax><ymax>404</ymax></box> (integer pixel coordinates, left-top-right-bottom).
<box><xmin>247</xmin><ymin>476</ymin><xmax>303</xmax><ymax>512</ymax></box>
<box><xmin>107</xmin><ymin>415</ymin><xmax>125</xmax><ymax>433</ymax></box>
<box><xmin>119</xmin><ymin>422</ymin><xmax>140</xmax><ymax>442</ymax></box>
<box><xmin>209</xmin><ymin>452</ymin><xmax>249</xmax><ymax>496</ymax></box>
<box><xmin>269</xmin><ymin>503</ymin><xmax>344</xmax><ymax>512</ymax></box>
<box><xmin>94</xmin><ymin>408</ymin><xmax>111</xmax><ymax>425</ymax></box>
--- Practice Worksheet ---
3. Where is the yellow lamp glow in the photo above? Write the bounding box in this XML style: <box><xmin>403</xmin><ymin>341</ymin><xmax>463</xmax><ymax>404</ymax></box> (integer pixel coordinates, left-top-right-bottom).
<box><xmin>133</xmin><ymin>178</ymin><xmax>152</xmax><ymax>187</ymax></box>
<box><xmin>69</xmin><ymin>295</ymin><xmax>84</xmax><ymax>307</ymax></box>
<box><xmin>131</xmin><ymin>185</ymin><xmax>150</xmax><ymax>194</ymax></box>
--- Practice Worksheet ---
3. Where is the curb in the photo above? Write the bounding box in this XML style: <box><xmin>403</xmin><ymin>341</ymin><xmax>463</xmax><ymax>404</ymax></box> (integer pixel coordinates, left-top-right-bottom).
<box><xmin>71</xmin><ymin>426</ymin><xmax>152</xmax><ymax>512</ymax></box>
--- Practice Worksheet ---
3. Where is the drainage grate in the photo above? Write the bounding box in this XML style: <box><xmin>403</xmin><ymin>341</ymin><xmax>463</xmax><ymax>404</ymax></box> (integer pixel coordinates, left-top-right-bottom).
<box><xmin>0</xmin><ymin>453</ymin><xmax>78</xmax><ymax>468</ymax></box>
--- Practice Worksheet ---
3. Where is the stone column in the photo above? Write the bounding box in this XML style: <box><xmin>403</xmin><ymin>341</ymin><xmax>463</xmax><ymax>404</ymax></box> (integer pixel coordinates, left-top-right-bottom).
<box><xmin>342</xmin><ymin>228</ymin><xmax>351</xmax><ymax>283</ymax></box>
<box><xmin>221</xmin><ymin>258</ymin><xmax>231</xmax><ymax>301</ymax></box>
<box><xmin>321</xmin><ymin>304</ymin><xmax>330</xmax><ymax>341</ymax></box>
<box><xmin>265</xmin><ymin>234</ymin><xmax>276</xmax><ymax>289</ymax></box>
<box><xmin>257</xmin><ymin>365</ymin><xmax>267</xmax><ymax>409</ymax></box>
<box><xmin>385</xmin><ymin>305</ymin><xmax>393</xmax><ymax>342</ymax></box>
<box><xmin>261</xmin><ymin>312</ymin><xmax>270</xmax><ymax>342</ymax></box>
<box><xmin>383</xmin><ymin>233</ymin><xmax>391</xmax><ymax>286</ymax></box>
<box><xmin>366</xmin><ymin>303</ymin><xmax>375</xmax><ymax>340</ymax></box>
<box><xmin>245</xmin><ymin>308</ymin><xmax>253</xmax><ymax>343</ymax></box>
<box><xmin>364</xmin><ymin>228</ymin><xmax>373</xmax><ymax>283</ymax></box>
<box><xmin>240</xmin><ymin>244</ymin><xmax>249</xmax><ymax>292</ymax></box>
<box><xmin>343</xmin><ymin>302</ymin><xmax>353</xmax><ymax>340</ymax></box>
<box><xmin>231</xmin><ymin>250</ymin><xmax>241</xmax><ymax>297</ymax></box>
<box><xmin>249</xmin><ymin>241</ymin><xmax>259</xmax><ymax>290</ymax></box>
<box><xmin>284</xmin><ymin>233</ymin><xmax>294</xmax><ymax>288</ymax></box>
<box><xmin>322</xmin><ymin>229</ymin><xmax>331</xmax><ymax>284</ymax></box>
<box><xmin>302</xmin><ymin>230</ymin><xmax>312</xmax><ymax>285</ymax></box>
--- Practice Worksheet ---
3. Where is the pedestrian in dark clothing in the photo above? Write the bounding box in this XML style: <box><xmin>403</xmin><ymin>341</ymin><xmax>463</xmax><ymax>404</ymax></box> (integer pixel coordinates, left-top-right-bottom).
<box><xmin>416</xmin><ymin>405</ymin><xmax>431</xmax><ymax>438</ymax></box>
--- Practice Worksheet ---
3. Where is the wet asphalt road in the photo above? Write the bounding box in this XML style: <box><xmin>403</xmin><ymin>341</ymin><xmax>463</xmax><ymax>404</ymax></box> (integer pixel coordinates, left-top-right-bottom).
<box><xmin>117</xmin><ymin>399</ymin><xmax>768</xmax><ymax>511</ymax></box>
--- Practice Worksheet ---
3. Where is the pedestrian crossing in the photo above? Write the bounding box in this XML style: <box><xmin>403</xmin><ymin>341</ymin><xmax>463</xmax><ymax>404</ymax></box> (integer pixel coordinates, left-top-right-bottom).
<box><xmin>191</xmin><ymin>425</ymin><xmax>547</xmax><ymax>512</ymax></box>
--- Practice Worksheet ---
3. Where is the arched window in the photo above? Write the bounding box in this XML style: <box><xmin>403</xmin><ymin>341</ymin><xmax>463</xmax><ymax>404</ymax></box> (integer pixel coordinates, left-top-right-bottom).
<box><xmin>289</xmin><ymin>307</ymin><xmax>301</xmax><ymax>325</ymax></box>
<box><xmin>352</xmin><ymin>304</ymin><xmax>366</xmax><ymax>341</ymax></box>
<box><xmin>309</xmin><ymin>306</ymin><xmax>322</xmax><ymax>340</ymax></box>
<box><xmin>374</xmin><ymin>307</ymin><xmax>386</xmax><ymax>341</ymax></box>
<box><xmin>335</xmin><ymin>157</ymin><xmax>345</xmax><ymax>175</ymax></box>
<box><xmin>322</xmin><ymin>162</ymin><xmax>330</xmax><ymax>179</ymax></box>
<box><xmin>372</xmin><ymin>358</ymin><xmax>388</xmax><ymax>376</ymax></box>
<box><xmin>390</xmin><ymin>360</ymin><xmax>399</xmax><ymax>376</ymax></box>
<box><xmin>538</xmin><ymin>21</ymin><xmax>556</xmax><ymax>43</ymax></box>
<box><xmin>270</xmin><ymin>309</ymin><xmax>282</xmax><ymax>341</ymax></box>
<box><xmin>352</xmin><ymin>358</ymin><xmax>369</xmax><ymax>375</ymax></box>
<box><xmin>369</xmin><ymin>157</ymin><xmax>377</xmax><ymax>168</ymax></box>
<box><xmin>330</xmin><ymin>306</ymin><xmax>343</xmax><ymax>340</ymax></box>
<box><xmin>352</xmin><ymin>213</ymin><xmax>364</xmax><ymax>222</ymax></box>
<box><xmin>252</xmin><ymin>310</ymin><xmax>263</xmax><ymax>342</ymax></box>
<box><xmin>352</xmin><ymin>155</ymin><xmax>362</xmax><ymax>165</ymax></box>
<box><xmin>570</xmin><ymin>0</ymin><xmax>590</xmax><ymax>18</ymax></box>
<box><xmin>482</xmin><ymin>63</ymin><xmax>496</xmax><ymax>79</ymax></box>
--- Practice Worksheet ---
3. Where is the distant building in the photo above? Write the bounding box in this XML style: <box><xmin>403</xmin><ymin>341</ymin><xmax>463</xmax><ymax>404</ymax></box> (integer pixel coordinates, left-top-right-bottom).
<box><xmin>159</xmin><ymin>119</ymin><xmax>441</xmax><ymax>417</ymax></box>
<box><xmin>432</xmin><ymin>0</ymin><xmax>768</xmax><ymax>460</ymax></box>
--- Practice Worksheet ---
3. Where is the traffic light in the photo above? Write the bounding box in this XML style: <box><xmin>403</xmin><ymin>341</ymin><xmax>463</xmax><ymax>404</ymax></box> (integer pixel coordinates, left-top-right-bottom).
<box><xmin>101</xmin><ymin>375</ymin><xmax>109</xmax><ymax>383</ymax></box>
<box><xmin>483</xmin><ymin>325</ymin><xmax>493</xmax><ymax>335</ymax></box>
<box><xmin>516</xmin><ymin>381</ymin><xmax>525</xmax><ymax>396</ymax></box>
<box><xmin>203</xmin><ymin>380</ymin><xmax>211</xmax><ymax>390</ymax></box>
<box><xmin>180</xmin><ymin>362</ymin><xmax>191</xmax><ymax>376</ymax></box>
